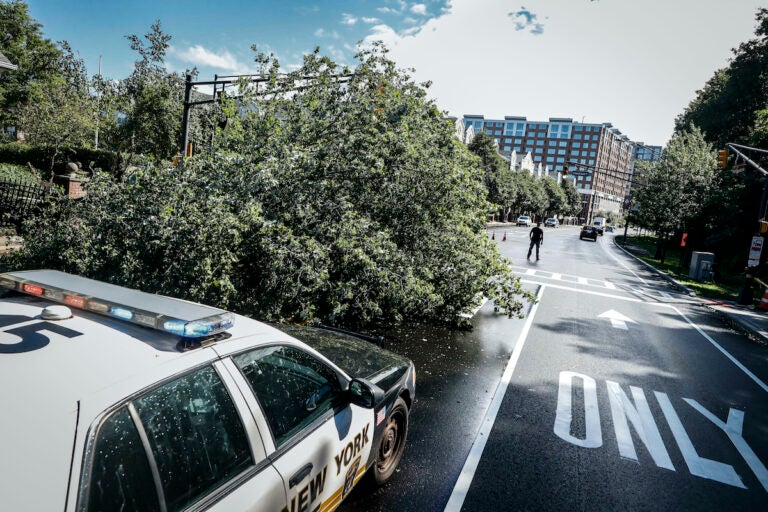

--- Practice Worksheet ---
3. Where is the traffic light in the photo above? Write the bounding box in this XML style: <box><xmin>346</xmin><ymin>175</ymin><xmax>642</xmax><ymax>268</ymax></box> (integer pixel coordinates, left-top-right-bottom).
<box><xmin>717</xmin><ymin>149</ymin><xmax>729</xmax><ymax>168</ymax></box>
<box><xmin>562</xmin><ymin>165</ymin><xmax>568</xmax><ymax>176</ymax></box>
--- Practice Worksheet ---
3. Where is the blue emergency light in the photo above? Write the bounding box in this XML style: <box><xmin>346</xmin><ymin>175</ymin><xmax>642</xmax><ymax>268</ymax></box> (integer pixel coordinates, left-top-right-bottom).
<box><xmin>0</xmin><ymin>270</ymin><xmax>234</xmax><ymax>338</ymax></box>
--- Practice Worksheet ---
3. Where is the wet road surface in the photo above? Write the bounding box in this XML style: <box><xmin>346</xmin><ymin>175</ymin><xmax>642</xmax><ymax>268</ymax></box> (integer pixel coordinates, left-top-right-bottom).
<box><xmin>339</xmin><ymin>226</ymin><xmax>768</xmax><ymax>511</ymax></box>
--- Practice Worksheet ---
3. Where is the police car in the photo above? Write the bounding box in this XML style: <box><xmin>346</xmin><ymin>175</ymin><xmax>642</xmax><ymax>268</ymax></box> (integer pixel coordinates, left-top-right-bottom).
<box><xmin>0</xmin><ymin>270</ymin><xmax>415</xmax><ymax>512</ymax></box>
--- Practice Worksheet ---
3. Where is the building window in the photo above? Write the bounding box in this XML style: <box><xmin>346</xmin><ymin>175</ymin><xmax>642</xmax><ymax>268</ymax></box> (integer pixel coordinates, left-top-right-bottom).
<box><xmin>536</xmin><ymin>140</ymin><xmax>544</xmax><ymax>146</ymax></box>
<box><xmin>503</xmin><ymin>145</ymin><xmax>511</xmax><ymax>151</ymax></box>
<box><xmin>486</xmin><ymin>129</ymin><xmax>493</xmax><ymax>134</ymax></box>
<box><xmin>548</xmin><ymin>124</ymin><xmax>571</xmax><ymax>139</ymax></box>
<box><xmin>559</xmin><ymin>141</ymin><xmax>567</xmax><ymax>147</ymax></box>
<box><xmin>580</xmin><ymin>158</ymin><xmax>586</xmax><ymax>164</ymax></box>
<box><xmin>591</xmin><ymin>143</ymin><xmax>597</xmax><ymax>148</ymax></box>
<box><xmin>571</xmin><ymin>151</ymin><xmax>579</xmax><ymax>157</ymax></box>
<box><xmin>535</xmin><ymin>148</ymin><xmax>543</xmax><ymax>154</ymax></box>
<box><xmin>574</xmin><ymin>134</ymin><xmax>582</xmax><ymax>140</ymax></box>
<box><xmin>546</xmin><ymin>157</ymin><xmax>555</xmax><ymax>163</ymax></box>
<box><xmin>547</xmin><ymin>149</ymin><xmax>555</xmax><ymax>155</ymax></box>
<box><xmin>495</xmin><ymin>138</ymin><xmax>500</xmax><ymax>144</ymax></box>
<box><xmin>573</xmin><ymin>142</ymin><xmax>581</xmax><ymax>148</ymax></box>
<box><xmin>588</xmin><ymin>159</ymin><xmax>595</xmax><ymax>165</ymax></box>
<box><xmin>525</xmin><ymin>147</ymin><xmax>533</xmax><ymax>153</ymax></box>
<box><xmin>556</xmin><ymin>157</ymin><xmax>565</xmax><ymax>163</ymax></box>
<box><xmin>515</xmin><ymin>146</ymin><xmax>522</xmax><ymax>152</ymax></box>
<box><xmin>557</xmin><ymin>149</ymin><xmax>566</xmax><ymax>155</ymax></box>
<box><xmin>590</xmin><ymin>151</ymin><xmax>596</xmax><ymax>157</ymax></box>
<box><xmin>515</xmin><ymin>138</ymin><xmax>522</xmax><ymax>144</ymax></box>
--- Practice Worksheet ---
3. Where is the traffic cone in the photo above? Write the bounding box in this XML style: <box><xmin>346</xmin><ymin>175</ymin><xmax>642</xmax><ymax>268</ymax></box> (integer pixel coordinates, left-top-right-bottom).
<box><xmin>759</xmin><ymin>288</ymin><xmax>768</xmax><ymax>311</ymax></box>
<box><xmin>491</xmin><ymin>232</ymin><xmax>495</xmax><ymax>240</ymax></box>
<box><xmin>502</xmin><ymin>232</ymin><xmax>507</xmax><ymax>241</ymax></box>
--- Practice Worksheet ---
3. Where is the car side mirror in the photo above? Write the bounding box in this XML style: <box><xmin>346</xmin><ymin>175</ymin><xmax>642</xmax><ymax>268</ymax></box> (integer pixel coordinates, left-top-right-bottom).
<box><xmin>347</xmin><ymin>378</ymin><xmax>384</xmax><ymax>409</ymax></box>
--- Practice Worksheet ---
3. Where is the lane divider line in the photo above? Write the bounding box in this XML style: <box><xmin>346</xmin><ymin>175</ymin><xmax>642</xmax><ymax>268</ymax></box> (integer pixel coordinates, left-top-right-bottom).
<box><xmin>444</xmin><ymin>285</ymin><xmax>546</xmax><ymax>512</ymax></box>
<box><xmin>600</xmin><ymin>235</ymin><xmax>649</xmax><ymax>285</ymax></box>
<box><xmin>669</xmin><ymin>305</ymin><xmax>768</xmax><ymax>393</ymax></box>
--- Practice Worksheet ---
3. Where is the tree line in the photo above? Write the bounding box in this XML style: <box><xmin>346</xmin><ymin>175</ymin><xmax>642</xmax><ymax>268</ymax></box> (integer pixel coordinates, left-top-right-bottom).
<box><xmin>467</xmin><ymin>131</ymin><xmax>582</xmax><ymax>222</ymax></box>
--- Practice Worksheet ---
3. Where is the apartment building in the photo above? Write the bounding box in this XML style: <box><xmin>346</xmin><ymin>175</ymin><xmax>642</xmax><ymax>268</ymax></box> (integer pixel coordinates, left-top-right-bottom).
<box><xmin>462</xmin><ymin>115</ymin><xmax>636</xmax><ymax>221</ymax></box>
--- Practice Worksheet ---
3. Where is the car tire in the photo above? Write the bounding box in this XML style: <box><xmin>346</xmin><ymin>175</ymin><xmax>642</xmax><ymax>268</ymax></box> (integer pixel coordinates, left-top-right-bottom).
<box><xmin>372</xmin><ymin>397</ymin><xmax>409</xmax><ymax>486</ymax></box>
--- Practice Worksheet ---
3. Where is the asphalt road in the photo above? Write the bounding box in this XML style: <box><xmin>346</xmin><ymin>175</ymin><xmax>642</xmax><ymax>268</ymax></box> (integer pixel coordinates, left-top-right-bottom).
<box><xmin>339</xmin><ymin>225</ymin><xmax>768</xmax><ymax>511</ymax></box>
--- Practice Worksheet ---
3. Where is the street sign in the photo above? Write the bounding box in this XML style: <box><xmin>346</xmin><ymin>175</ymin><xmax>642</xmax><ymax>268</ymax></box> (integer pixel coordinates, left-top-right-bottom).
<box><xmin>748</xmin><ymin>236</ymin><xmax>764</xmax><ymax>267</ymax></box>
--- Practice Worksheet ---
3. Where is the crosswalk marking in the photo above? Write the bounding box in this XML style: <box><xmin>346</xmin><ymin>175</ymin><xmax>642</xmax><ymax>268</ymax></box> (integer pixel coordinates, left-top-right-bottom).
<box><xmin>510</xmin><ymin>266</ymin><xmax>692</xmax><ymax>303</ymax></box>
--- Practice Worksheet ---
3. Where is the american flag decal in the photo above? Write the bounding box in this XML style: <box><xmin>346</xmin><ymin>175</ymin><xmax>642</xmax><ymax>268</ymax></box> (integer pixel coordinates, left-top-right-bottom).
<box><xmin>376</xmin><ymin>406</ymin><xmax>387</xmax><ymax>425</ymax></box>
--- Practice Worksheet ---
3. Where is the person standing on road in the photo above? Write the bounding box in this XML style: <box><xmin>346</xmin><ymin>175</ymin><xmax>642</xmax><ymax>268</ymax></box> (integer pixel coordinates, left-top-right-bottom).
<box><xmin>528</xmin><ymin>222</ymin><xmax>544</xmax><ymax>260</ymax></box>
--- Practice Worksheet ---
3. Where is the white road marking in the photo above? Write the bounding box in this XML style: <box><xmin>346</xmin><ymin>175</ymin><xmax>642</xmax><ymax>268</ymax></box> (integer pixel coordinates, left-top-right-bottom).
<box><xmin>444</xmin><ymin>285</ymin><xmax>545</xmax><ymax>512</ymax></box>
<box><xmin>554</xmin><ymin>371</ymin><xmax>602</xmax><ymax>448</ymax></box>
<box><xmin>598</xmin><ymin>310</ymin><xmax>637</xmax><ymax>330</ymax></box>
<box><xmin>601</xmin><ymin>237</ymin><xmax>649</xmax><ymax>285</ymax></box>
<box><xmin>606</xmin><ymin>381</ymin><xmax>674</xmax><ymax>470</ymax></box>
<box><xmin>685</xmin><ymin>399</ymin><xmax>768</xmax><ymax>492</ymax></box>
<box><xmin>520</xmin><ymin>280</ymin><xmax>645</xmax><ymax>303</ymax></box>
<box><xmin>668</xmin><ymin>306</ymin><xmax>768</xmax><ymax>393</ymax></box>
<box><xmin>511</xmin><ymin>266</ymin><xmax>616</xmax><ymax>291</ymax></box>
<box><xmin>461</xmin><ymin>296</ymin><xmax>490</xmax><ymax>319</ymax></box>
<box><xmin>655</xmin><ymin>392</ymin><xmax>745</xmax><ymax>488</ymax></box>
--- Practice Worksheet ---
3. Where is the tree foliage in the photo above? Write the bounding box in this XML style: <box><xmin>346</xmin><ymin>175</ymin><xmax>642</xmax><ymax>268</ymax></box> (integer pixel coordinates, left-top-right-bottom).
<box><xmin>675</xmin><ymin>8</ymin><xmax>768</xmax><ymax>148</ymax></box>
<box><xmin>14</xmin><ymin>42</ymin><xmax>95</xmax><ymax>173</ymax></box>
<box><xmin>634</xmin><ymin>126</ymin><xmax>716</xmax><ymax>234</ymax></box>
<box><xmin>0</xmin><ymin>0</ymin><xmax>62</xmax><ymax>129</ymax></box>
<box><xmin>4</xmin><ymin>44</ymin><xmax>534</xmax><ymax>328</ymax></box>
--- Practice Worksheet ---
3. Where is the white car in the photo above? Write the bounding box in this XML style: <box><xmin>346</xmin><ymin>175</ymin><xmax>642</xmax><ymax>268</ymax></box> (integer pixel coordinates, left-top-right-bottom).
<box><xmin>517</xmin><ymin>215</ymin><xmax>532</xmax><ymax>227</ymax></box>
<box><xmin>0</xmin><ymin>270</ymin><xmax>415</xmax><ymax>512</ymax></box>
<box><xmin>544</xmin><ymin>218</ymin><xmax>559</xmax><ymax>228</ymax></box>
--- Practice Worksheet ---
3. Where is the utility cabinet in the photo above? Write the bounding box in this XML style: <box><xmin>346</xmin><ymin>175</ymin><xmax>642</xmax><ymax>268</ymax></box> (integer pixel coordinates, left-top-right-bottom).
<box><xmin>689</xmin><ymin>252</ymin><xmax>715</xmax><ymax>281</ymax></box>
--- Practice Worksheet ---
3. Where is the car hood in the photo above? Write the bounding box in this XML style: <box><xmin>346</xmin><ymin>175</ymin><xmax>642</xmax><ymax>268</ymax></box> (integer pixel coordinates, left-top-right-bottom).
<box><xmin>275</xmin><ymin>325</ymin><xmax>411</xmax><ymax>389</ymax></box>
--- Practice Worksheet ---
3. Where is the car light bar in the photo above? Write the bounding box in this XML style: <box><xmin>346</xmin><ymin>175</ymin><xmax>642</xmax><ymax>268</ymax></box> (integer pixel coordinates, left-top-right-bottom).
<box><xmin>0</xmin><ymin>270</ymin><xmax>234</xmax><ymax>338</ymax></box>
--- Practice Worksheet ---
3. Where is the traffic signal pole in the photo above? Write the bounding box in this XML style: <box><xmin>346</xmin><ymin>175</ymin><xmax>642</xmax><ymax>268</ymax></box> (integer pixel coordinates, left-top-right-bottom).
<box><xmin>724</xmin><ymin>143</ymin><xmax>768</xmax><ymax>305</ymax></box>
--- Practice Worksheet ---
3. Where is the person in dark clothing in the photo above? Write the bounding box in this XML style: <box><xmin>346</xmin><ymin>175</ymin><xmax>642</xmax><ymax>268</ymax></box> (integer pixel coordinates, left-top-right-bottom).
<box><xmin>528</xmin><ymin>222</ymin><xmax>544</xmax><ymax>260</ymax></box>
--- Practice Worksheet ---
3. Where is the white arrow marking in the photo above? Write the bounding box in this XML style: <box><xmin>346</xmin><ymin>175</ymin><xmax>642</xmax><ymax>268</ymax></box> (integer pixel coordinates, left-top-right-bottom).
<box><xmin>598</xmin><ymin>309</ymin><xmax>637</xmax><ymax>330</ymax></box>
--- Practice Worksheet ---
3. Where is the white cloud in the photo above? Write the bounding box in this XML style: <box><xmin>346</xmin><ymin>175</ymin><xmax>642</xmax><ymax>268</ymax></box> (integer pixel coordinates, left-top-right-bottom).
<box><xmin>314</xmin><ymin>28</ymin><xmax>325</xmax><ymax>37</ymax></box>
<box><xmin>377</xmin><ymin>7</ymin><xmax>398</xmax><ymax>14</ymax></box>
<box><xmin>361</xmin><ymin>0</ymin><xmax>763</xmax><ymax>146</ymax></box>
<box><xmin>174</xmin><ymin>45</ymin><xmax>241</xmax><ymax>72</ymax></box>
<box><xmin>341</xmin><ymin>13</ymin><xmax>358</xmax><ymax>25</ymax></box>
<box><xmin>362</xmin><ymin>17</ymin><xmax>381</xmax><ymax>24</ymax></box>
<box><xmin>410</xmin><ymin>3</ymin><xmax>427</xmax><ymax>15</ymax></box>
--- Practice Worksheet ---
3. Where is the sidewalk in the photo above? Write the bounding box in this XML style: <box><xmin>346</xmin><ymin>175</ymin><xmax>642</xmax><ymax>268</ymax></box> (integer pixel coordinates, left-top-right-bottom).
<box><xmin>612</xmin><ymin>235</ymin><xmax>768</xmax><ymax>347</ymax></box>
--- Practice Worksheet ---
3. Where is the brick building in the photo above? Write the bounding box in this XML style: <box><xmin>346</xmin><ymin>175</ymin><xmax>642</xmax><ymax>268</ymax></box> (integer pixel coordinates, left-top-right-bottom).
<box><xmin>462</xmin><ymin>115</ymin><xmax>637</xmax><ymax>221</ymax></box>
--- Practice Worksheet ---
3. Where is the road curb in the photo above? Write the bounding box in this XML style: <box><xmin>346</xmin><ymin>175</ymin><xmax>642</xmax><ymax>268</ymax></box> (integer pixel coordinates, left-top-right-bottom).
<box><xmin>702</xmin><ymin>303</ymin><xmax>768</xmax><ymax>347</ymax></box>
<box><xmin>612</xmin><ymin>237</ymin><xmax>697</xmax><ymax>296</ymax></box>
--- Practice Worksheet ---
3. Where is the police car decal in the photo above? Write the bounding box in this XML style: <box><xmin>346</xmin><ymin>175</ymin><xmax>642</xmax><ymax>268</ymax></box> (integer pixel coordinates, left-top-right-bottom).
<box><xmin>0</xmin><ymin>314</ymin><xmax>84</xmax><ymax>354</ymax></box>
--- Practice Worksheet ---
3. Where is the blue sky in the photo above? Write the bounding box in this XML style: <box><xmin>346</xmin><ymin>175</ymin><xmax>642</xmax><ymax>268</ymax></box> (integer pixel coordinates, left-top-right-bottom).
<box><xmin>26</xmin><ymin>0</ymin><xmax>766</xmax><ymax>145</ymax></box>
<box><xmin>28</xmin><ymin>0</ymin><xmax>450</xmax><ymax>77</ymax></box>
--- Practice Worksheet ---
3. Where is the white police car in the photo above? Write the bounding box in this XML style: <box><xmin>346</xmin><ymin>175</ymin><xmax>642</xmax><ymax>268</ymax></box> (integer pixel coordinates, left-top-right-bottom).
<box><xmin>0</xmin><ymin>270</ymin><xmax>415</xmax><ymax>512</ymax></box>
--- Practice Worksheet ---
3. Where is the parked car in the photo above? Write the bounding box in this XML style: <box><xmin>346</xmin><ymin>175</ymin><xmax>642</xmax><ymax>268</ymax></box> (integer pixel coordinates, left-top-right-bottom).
<box><xmin>605</xmin><ymin>226</ymin><xmax>614</xmax><ymax>233</ymax></box>
<box><xmin>580</xmin><ymin>225</ymin><xmax>599</xmax><ymax>241</ymax></box>
<box><xmin>545</xmin><ymin>217</ymin><xmax>559</xmax><ymax>228</ymax></box>
<box><xmin>517</xmin><ymin>215</ymin><xmax>532</xmax><ymax>227</ymax></box>
<box><xmin>0</xmin><ymin>269</ymin><xmax>415</xmax><ymax>512</ymax></box>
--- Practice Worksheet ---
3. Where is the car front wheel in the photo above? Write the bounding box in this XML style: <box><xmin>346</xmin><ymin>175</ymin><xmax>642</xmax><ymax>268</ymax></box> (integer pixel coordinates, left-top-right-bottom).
<box><xmin>372</xmin><ymin>397</ymin><xmax>409</xmax><ymax>485</ymax></box>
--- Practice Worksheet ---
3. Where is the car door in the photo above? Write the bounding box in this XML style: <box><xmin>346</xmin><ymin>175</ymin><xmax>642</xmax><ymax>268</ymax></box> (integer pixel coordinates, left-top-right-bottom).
<box><xmin>230</xmin><ymin>344</ymin><xmax>374</xmax><ymax>512</ymax></box>
<box><xmin>77</xmin><ymin>363</ymin><xmax>286</xmax><ymax>512</ymax></box>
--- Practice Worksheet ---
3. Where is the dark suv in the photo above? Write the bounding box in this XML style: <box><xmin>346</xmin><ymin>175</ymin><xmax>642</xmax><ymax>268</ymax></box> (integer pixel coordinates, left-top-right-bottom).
<box><xmin>580</xmin><ymin>225</ymin><xmax>598</xmax><ymax>241</ymax></box>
